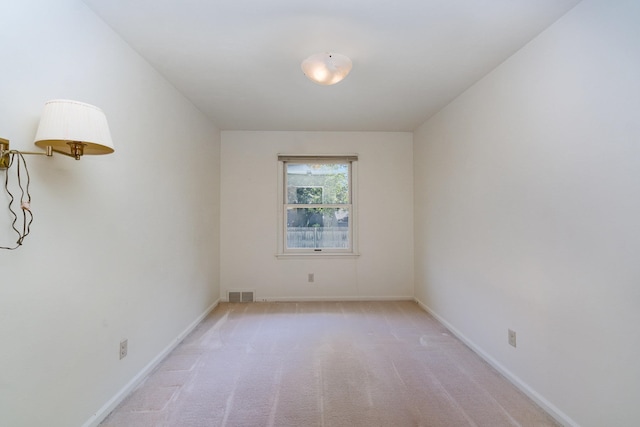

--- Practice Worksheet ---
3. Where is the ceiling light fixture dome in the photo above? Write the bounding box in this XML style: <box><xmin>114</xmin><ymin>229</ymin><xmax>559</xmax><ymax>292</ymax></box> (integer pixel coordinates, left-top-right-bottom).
<box><xmin>301</xmin><ymin>52</ymin><xmax>352</xmax><ymax>85</ymax></box>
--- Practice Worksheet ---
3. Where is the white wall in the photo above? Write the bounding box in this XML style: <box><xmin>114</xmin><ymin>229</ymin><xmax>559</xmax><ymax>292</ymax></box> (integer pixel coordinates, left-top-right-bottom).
<box><xmin>221</xmin><ymin>131</ymin><xmax>413</xmax><ymax>301</ymax></box>
<box><xmin>0</xmin><ymin>1</ymin><xmax>220</xmax><ymax>426</ymax></box>
<box><xmin>413</xmin><ymin>0</ymin><xmax>640</xmax><ymax>426</ymax></box>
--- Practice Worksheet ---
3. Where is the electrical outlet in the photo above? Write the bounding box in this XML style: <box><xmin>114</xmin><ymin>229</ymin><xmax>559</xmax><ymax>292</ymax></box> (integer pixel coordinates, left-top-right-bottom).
<box><xmin>119</xmin><ymin>339</ymin><xmax>128</xmax><ymax>359</ymax></box>
<box><xmin>308</xmin><ymin>273</ymin><xmax>314</xmax><ymax>283</ymax></box>
<box><xmin>508</xmin><ymin>329</ymin><xmax>517</xmax><ymax>348</ymax></box>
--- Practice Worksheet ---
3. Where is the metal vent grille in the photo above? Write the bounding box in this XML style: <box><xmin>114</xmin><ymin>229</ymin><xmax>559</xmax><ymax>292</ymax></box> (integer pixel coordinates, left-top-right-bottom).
<box><xmin>228</xmin><ymin>290</ymin><xmax>255</xmax><ymax>303</ymax></box>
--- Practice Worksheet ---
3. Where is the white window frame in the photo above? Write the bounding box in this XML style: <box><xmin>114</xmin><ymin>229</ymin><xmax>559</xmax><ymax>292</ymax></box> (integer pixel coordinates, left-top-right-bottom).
<box><xmin>277</xmin><ymin>154</ymin><xmax>359</xmax><ymax>258</ymax></box>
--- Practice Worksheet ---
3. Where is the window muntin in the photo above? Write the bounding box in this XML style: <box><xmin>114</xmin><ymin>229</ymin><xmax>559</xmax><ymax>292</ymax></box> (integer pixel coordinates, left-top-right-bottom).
<box><xmin>281</xmin><ymin>159</ymin><xmax>355</xmax><ymax>253</ymax></box>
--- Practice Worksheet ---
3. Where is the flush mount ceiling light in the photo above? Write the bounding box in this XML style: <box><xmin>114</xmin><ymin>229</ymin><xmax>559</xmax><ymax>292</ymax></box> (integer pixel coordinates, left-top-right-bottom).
<box><xmin>301</xmin><ymin>52</ymin><xmax>352</xmax><ymax>85</ymax></box>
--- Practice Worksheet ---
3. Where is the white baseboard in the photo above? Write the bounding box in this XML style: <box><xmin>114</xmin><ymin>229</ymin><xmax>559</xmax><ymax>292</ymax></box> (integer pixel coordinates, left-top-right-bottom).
<box><xmin>414</xmin><ymin>298</ymin><xmax>578</xmax><ymax>427</ymax></box>
<box><xmin>246</xmin><ymin>295</ymin><xmax>415</xmax><ymax>302</ymax></box>
<box><xmin>82</xmin><ymin>299</ymin><xmax>220</xmax><ymax>427</ymax></box>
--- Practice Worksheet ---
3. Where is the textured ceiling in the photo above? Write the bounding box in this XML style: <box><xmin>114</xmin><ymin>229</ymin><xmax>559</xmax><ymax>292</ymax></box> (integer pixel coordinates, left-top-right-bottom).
<box><xmin>83</xmin><ymin>0</ymin><xmax>581</xmax><ymax>131</ymax></box>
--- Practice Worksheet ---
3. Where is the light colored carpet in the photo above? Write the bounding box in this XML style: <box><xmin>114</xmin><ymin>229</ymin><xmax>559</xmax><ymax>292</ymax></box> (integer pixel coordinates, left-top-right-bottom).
<box><xmin>100</xmin><ymin>301</ymin><xmax>560</xmax><ymax>427</ymax></box>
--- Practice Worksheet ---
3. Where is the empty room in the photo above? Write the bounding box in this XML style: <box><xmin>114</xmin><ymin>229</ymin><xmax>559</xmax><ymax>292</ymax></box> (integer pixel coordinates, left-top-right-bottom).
<box><xmin>1</xmin><ymin>0</ymin><xmax>638</xmax><ymax>426</ymax></box>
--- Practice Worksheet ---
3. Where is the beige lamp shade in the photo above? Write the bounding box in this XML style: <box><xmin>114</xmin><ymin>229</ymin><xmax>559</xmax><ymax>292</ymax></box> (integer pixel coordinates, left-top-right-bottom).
<box><xmin>34</xmin><ymin>99</ymin><xmax>114</xmax><ymax>156</ymax></box>
<box><xmin>301</xmin><ymin>52</ymin><xmax>352</xmax><ymax>85</ymax></box>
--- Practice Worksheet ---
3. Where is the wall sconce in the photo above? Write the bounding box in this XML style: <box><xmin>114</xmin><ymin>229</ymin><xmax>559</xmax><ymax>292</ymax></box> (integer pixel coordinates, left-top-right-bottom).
<box><xmin>1</xmin><ymin>99</ymin><xmax>114</xmax><ymax>164</ymax></box>
<box><xmin>0</xmin><ymin>99</ymin><xmax>114</xmax><ymax>249</ymax></box>
<box><xmin>301</xmin><ymin>52</ymin><xmax>352</xmax><ymax>85</ymax></box>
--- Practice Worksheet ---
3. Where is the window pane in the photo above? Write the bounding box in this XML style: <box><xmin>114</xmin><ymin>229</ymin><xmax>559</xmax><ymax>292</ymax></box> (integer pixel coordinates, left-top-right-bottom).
<box><xmin>286</xmin><ymin>163</ymin><xmax>349</xmax><ymax>204</ymax></box>
<box><xmin>286</xmin><ymin>207</ymin><xmax>349</xmax><ymax>249</ymax></box>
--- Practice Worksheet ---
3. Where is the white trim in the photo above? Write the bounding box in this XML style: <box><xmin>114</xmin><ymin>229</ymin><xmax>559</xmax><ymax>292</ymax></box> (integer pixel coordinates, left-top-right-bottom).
<box><xmin>277</xmin><ymin>156</ymin><xmax>358</xmax><ymax>256</ymax></box>
<box><xmin>351</xmin><ymin>161</ymin><xmax>359</xmax><ymax>254</ymax></box>
<box><xmin>276</xmin><ymin>253</ymin><xmax>360</xmax><ymax>259</ymax></box>
<box><xmin>277</xmin><ymin>160</ymin><xmax>285</xmax><ymax>255</ymax></box>
<box><xmin>413</xmin><ymin>297</ymin><xmax>579</xmax><ymax>427</ymax></box>
<box><xmin>81</xmin><ymin>299</ymin><xmax>220</xmax><ymax>427</ymax></box>
<box><xmin>256</xmin><ymin>296</ymin><xmax>413</xmax><ymax>302</ymax></box>
<box><xmin>277</xmin><ymin>154</ymin><xmax>358</xmax><ymax>162</ymax></box>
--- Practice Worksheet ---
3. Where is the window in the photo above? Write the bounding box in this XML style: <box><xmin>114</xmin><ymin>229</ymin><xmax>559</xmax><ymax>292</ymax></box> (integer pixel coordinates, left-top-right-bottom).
<box><xmin>278</xmin><ymin>155</ymin><xmax>358</xmax><ymax>256</ymax></box>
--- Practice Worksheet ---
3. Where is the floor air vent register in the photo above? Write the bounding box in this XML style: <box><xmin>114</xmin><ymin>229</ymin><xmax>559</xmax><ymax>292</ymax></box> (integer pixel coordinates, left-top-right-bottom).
<box><xmin>228</xmin><ymin>291</ymin><xmax>255</xmax><ymax>303</ymax></box>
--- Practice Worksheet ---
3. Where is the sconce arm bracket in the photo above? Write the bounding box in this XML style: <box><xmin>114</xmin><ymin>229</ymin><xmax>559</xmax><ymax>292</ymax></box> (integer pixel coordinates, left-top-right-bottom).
<box><xmin>0</xmin><ymin>138</ymin><xmax>10</xmax><ymax>169</ymax></box>
<box><xmin>1</xmin><ymin>138</ymin><xmax>54</xmax><ymax>169</ymax></box>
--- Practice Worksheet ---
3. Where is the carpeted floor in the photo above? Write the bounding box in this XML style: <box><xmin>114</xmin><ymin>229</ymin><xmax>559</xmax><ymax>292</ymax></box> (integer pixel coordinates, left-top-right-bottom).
<box><xmin>100</xmin><ymin>301</ymin><xmax>560</xmax><ymax>426</ymax></box>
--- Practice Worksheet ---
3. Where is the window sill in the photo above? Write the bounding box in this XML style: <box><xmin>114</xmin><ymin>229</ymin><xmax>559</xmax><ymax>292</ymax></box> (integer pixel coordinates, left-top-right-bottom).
<box><xmin>276</xmin><ymin>252</ymin><xmax>360</xmax><ymax>260</ymax></box>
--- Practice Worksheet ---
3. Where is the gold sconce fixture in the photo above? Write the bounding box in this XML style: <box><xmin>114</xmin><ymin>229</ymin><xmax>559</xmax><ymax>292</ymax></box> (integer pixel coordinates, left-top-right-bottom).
<box><xmin>1</xmin><ymin>99</ymin><xmax>114</xmax><ymax>165</ymax></box>
<box><xmin>1</xmin><ymin>99</ymin><xmax>114</xmax><ymax>250</ymax></box>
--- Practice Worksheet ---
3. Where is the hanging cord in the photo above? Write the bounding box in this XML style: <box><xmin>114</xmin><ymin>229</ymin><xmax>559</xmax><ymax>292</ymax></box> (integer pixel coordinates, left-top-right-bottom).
<box><xmin>1</xmin><ymin>151</ymin><xmax>34</xmax><ymax>250</ymax></box>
